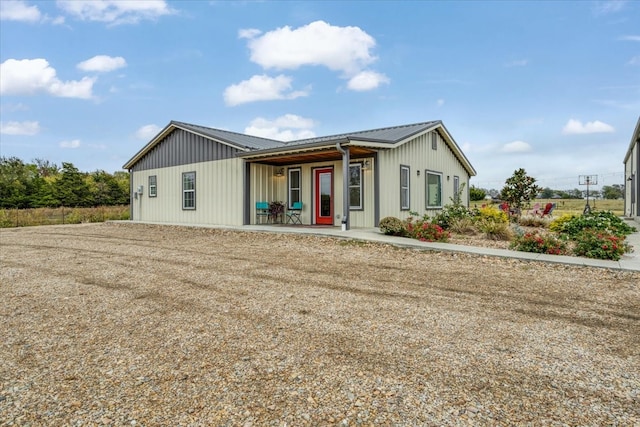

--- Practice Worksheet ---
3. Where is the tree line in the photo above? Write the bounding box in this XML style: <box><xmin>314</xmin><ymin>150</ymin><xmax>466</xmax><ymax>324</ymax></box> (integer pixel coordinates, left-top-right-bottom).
<box><xmin>470</xmin><ymin>182</ymin><xmax>624</xmax><ymax>201</ymax></box>
<box><xmin>0</xmin><ymin>157</ymin><xmax>129</xmax><ymax>209</ymax></box>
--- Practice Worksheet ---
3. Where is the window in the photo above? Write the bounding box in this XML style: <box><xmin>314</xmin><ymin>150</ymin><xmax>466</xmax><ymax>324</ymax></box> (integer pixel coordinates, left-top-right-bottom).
<box><xmin>453</xmin><ymin>176</ymin><xmax>460</xmax><ymax>203</ymax></box>
<box><xmin>182</xmin><ymin>171</ymin><xmax>195</xmax><ymax>210</ymax></box>
<box><xmin>400</xmin><ymin>165</ymin><xmax>410</xmax><ymax>210</ymax></box>
<box><xmin>288</xmin><ymin>168</ymin><xmax>301</xmax><ymax>208</ymax></box>
<box><xmin>149</xmin><ymin>175</ymin><xmax>157</xmax><ymax>197</ymax></box>
<box><xmin>431</xmin><ymin>132</ymin><xmax>437</xmax><ymax>150</ymax></box>
<box><xmin>426</xmin><ymin>171</ymin><xmax>442</xmax><ymax>208</ymax></box>
<box><xmin>349</xmin><ymin>163</ymin><xmax>362</xmax><ymax>209</ymax></box>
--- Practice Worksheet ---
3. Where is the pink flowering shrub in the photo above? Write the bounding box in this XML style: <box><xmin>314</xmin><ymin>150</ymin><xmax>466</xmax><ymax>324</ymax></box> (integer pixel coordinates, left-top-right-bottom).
<box><xmin>405</xmin><ymin>217</ymin><xmax>450</xmax><ymax>242</ymax></box>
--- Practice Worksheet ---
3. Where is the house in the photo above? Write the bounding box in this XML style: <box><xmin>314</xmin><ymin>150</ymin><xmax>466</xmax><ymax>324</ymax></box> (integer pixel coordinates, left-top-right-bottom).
<box><xmin>122</xmin><ymin>120</ymin><xmax>476</xmax><ymax>229</ymax></box>
<box><xmin>624</xmin><ymin>116</ymin><xmax>640</xmax><ymax>222</ymax></box>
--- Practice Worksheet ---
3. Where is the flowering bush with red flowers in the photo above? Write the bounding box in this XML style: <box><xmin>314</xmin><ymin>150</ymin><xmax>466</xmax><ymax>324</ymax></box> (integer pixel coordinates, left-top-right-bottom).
<box><xmin>572</xmin><ymin>229</ymin><xmax>630</xmax><ymax>261</ymax></box>
<box><xmin>509</xmin><ymin>231</ymin><xmax>568</xmax><ymax>255</ymax></box>
<box><xmin>405</xmin><ymin>218</ymin><xmax>450</xmax><ymax>242</ymax></box>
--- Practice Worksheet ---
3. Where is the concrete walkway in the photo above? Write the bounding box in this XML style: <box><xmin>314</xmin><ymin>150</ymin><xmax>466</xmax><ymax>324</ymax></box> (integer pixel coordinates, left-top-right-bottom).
<box><xmin>236</xmin><ymin>220</ymin><xmax>640</xmax><ymax>273</ymax></box>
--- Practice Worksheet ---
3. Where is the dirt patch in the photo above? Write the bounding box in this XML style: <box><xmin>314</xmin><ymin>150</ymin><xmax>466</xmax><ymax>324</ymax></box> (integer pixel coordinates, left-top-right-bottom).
<box><xmin>1</xmin><ymin>222</ymin><xmax>639</xmax><ymax>426</ymax></box>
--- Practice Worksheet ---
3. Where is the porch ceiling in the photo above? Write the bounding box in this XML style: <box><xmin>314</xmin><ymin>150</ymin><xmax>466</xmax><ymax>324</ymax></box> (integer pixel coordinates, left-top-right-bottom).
<box><xmin>245</xmin><ymin>146</ymin><xmax>377</xmax><ymax>166</ymax></box>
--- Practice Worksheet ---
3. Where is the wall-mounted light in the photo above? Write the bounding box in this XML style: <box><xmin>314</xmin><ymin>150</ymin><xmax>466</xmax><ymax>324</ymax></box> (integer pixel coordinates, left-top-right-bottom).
<box><xmin>362</xmin><ymin>160</ymin><xmax>371</xmax><ymax>170</ymax></box>
<box><xmin>447</xmin><ymin>175</ymin><xmax>450</xmax><ymax>181</ymax></box>
<box><xmin>275</xmin><ymin>168</ymin><xmax>285</xmax><ymax>177</ymax></box>
<box><xmin>417</xmin><ymin>170</ymin><xmax>420</xmax><ymax>176</ymax></box>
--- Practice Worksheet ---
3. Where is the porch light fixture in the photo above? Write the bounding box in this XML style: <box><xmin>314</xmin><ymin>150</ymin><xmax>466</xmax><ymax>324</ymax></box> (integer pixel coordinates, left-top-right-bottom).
<box><xmin>275</xmin><ymin>168</ymin><xmax>285</xmax><ymax>177</ymax></box>
<box><xmin>417</xmin><ymin>170</ymin><xmax>420</xmax><ymax>176</ymax></box>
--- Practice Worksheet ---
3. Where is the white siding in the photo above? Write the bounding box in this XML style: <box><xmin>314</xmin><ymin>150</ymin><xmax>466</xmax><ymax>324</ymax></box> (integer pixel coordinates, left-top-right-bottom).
<box><xmin>131</xmin><ymin>158</ymin><xmax>244</xmax><ymax>226</ymax></box>
<box><xmin>378</xmin><ymin>131</ymin><xmax>470</xmax><ymax>221</ymax></box>
<box><xmin>625</xmin><ymin>141</ymin><xmax>638</xmax><ymax>219</ymax></box>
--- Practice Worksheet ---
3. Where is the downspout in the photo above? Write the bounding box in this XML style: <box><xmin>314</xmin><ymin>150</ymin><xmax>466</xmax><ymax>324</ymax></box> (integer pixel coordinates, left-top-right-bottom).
<box><xmin>336</xmin><ymin>142</ymin><xmax>350</xmax><ymax>231</ymax></box>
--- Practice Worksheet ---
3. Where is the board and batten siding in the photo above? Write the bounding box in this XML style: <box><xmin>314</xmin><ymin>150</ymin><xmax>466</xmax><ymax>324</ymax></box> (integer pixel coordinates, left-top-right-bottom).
<box><xmin>130</xmin><ymin>128</ymin><xmax>241</xmax><ymax>172</ymax></box>
<box><xmin>131</xmin><ymin>158</ymin><xmax>245</xmax><ymax>226</ymax></box>
<box><xmin>377</xmin><ymin>131</ymin><xmax>470</xmax><ymax>220</ymax></box>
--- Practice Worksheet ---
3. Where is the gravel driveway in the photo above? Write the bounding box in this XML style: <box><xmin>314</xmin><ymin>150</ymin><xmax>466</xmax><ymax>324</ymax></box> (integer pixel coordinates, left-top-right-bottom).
<box><xmin>1</xmin><ymin>222</ymin><xmax>639</xmax><ymax>426</ymax></box>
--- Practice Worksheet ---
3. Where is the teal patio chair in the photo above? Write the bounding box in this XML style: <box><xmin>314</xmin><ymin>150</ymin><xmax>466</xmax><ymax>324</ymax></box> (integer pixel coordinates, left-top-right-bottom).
<box><xmin>285</xmin><ymin>202</ymin><xmax>303</xmax><ymax>224</ymax></box>
<box><xmin>256</xmin><ymin>201</ymin><xmax>270</xmax><ymax>224</ymax></box>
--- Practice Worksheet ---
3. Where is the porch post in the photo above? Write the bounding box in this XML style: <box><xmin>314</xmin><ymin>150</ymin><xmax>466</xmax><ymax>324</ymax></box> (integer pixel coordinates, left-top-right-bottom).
<box><xmin>336</xmin><ymin>142</ymin><xmax>350</xmax><ymax>230</ymax></box>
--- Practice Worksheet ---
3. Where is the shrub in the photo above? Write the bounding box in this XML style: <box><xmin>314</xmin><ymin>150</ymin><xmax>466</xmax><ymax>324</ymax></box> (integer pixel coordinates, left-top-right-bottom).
<box><xmin>449</xmin><ymin>217</ymin><xmax>478</xmax><ymax>235</ymax></box>
<box><xmin>476</xmin><ymin>206</ymin><xmax>508</xmax><ymax>224</ymax></box>
<box><xmin>432</xmin><ymin>204</ymin><xmax>472</xmax><ymax>229</ymax></box>
<box><xmin>476</xmin><ymin>219</ymin><xmax>514</xmax><ymax>241</ymax></box>
<box><xmin>510</xmin><ymin>231</ymin><xmax>568</xmax><ymax>255</ymax></box>
<box><xmin>518</xmin><ymin>215</ymin><xmax>551</xmax><ymax>228</ymax></box>
<box><xmin>406</xmin><ymin>218</ymin><xmax>450</xmax><ymax>242</ymax></box>
<box><xmin>549</xmin><ymin>213</ymin><xmax>576</xmax><ymax>232</ymax></box>
<box><xmin>572</xmin><ymin>229</ymin><xmax>630</xmax><ymax>261</ymax></box>
<box><xmin>555</xmin><ymin>210</ymin><xmax>636</xmax><ymax>238</ymax></box>
<box><xmin>379</xmin><ymin>216</ymin><xmax>406</xmax><ymax>236</ymax></box>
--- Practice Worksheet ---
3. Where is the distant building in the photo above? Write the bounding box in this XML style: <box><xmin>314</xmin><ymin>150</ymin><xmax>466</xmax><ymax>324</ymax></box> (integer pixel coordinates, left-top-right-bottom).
<box><xmin>624</xmin><ymin>116</ymin><xmax>640</xmax><ymax>222</ymax></box>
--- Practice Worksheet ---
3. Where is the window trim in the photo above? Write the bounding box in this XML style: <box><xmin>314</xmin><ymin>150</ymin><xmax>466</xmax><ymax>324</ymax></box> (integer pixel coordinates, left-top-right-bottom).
<box><xmin>182</xmin><ymin>171</ymin><xmax>196</xmax><ymax>210</ymax></box>
<box><xmin>425</xmin><ymin>170</ymin><xmax>443</xmax><ymax>209</ymax></box>
<box><xmin>400</xmin><ymin>165</ymin><xmax>410</xmax><ymax>210</ymax></box>
<box><xmin>148</xmin><ymin>175</ymin><xmax>157</xmax><ymax>198</ymax></box>
<box><xmin>349</xmin><ymin>163</ymin><xmax>363</xmax><ymax>210</ymax></box>
<box><xmin>287</xmin><ymin>167</ymin><xmax>301</xmax><ymax>209</ymax></box>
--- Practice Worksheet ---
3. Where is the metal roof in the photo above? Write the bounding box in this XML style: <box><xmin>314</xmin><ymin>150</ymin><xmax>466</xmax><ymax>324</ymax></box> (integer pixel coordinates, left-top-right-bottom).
<box><xmin>123</xmin><ymin>119</ymin><xmax>475</xmax><ymax>176</ymax></box>
<box><xmin>171</xmin><ymin>121</ymin><xmax>284</xmax><ymax>150</ymax></box>
<box><xmin>283</xmin><ymin>121</ymin><xmax>441</xmax><ymax>147</ymax></box>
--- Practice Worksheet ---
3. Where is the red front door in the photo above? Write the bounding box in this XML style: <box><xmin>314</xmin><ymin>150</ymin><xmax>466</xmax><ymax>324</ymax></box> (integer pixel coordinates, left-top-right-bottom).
<box><xmin>314</xmin><ymin>168</ymin><xmax>333</xmax><ymax>225</ymax></box>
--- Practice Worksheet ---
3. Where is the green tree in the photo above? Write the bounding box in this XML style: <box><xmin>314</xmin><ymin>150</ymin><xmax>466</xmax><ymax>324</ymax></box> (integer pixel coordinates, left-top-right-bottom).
<box><xmin>89</xmin><ymin>170</ymin><xmax>129</xmax><ymax>206</ymax></box>
<box><xmin>500</xmin><ymin>168</ymin><xmax>541</xmax><ymax>214</ymax></box>
<box><xmin>0</xmin><ymin>157</ymin><xmax>42</xmax><ymax>208</ymax></box>
<box><xmin>540</xmin><ymin>187</ymin><xmax>554</xmax><ymax>199</ymax></box>
<box><xmin>601</xmin><ymin>184</ymin><xmax>623</xmax><ymax>199</ymax></box>
<box><xmin>55</xmin><ymin>162</ymin><xmax>92</xmax><ymax>207</ymax></box>
<box><xmin>469</xmin><ymin>185</ymin><xmax>486</xmax><ymax>201</ymax></box>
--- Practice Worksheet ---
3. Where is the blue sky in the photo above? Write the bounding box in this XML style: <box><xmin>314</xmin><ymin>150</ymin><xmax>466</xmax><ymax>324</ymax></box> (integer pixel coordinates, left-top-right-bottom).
<box><xmin>1</xmin><ymin>0</ymin><xmax>638</xmax><ymax>191</ymax></box>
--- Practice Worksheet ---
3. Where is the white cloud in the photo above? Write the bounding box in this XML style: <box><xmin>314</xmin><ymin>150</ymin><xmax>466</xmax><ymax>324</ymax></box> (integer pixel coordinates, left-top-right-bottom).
<box><xmin>77</xmin><ymin>55</ymin><xmax>127</xmax><ymax>72</ymax></box>
<box><xmin>57</xmin><ymin>0</ymin><xmax>175</xmax><ymax>25</ymax></box>
<box><xmin>135</xmin><ymin>124</ymin><xmax>161</xmax><ymax>140</ymax></box>
<box><xmin>0</xmin><ymin>120</ymin><xmax>40</xmax><ymax>135</ymax></box>
<box><xmin>592</xmin><ymin>0</ymin><xmax>626</xmax><ymax>15</ymax></box>
<box><xmin>562</xmin><ymin>119</ymin><xmax>615</xmax><ymax>135</ymax></box>
<box><xmin>501</xmin><ymin>140</ymin><xmax>532</xmax><ymax>153</ymax></box>
<box><xmin>0</xmin><ymin>0</ymin><xmax>41</xmax><ymax>22</ymax></box>
<box><xmin>628</xmin><ymin>56</ymin><xmax>640</xmax><ymax>65</ymax></box>
<box><xmin>223</xmin><ymin>74</ymin><xmax>309</xmax><ymax>106</ymax></box>
<box><xmin>436</xmin><ymin>99</ymin><xmax>445</xmax><ymax>107</ymax></box>
<box><xmin>245</xmin><ymin>20</ymin><xmax>378</xmax><ymax>76</ymax></box>
<box><xmin>505</xmin><ymin>59</ymin><xmax>529</xmax><ymax>67</ymax></box>
<box><xmin>238</xmin><ymin>28</ymin><xmax>261</xmax><ymax>39</ymax></box>
<box><xmin>244</xmin><ymin>114</ymin><xmax>316</xmax><ymax>141</ymax></box>
<box><xmin>618</xmin><ymin>35</ymin><xmax>640</xmax><ymax>41</ymax></box>
<box><xmin>60</xmin><ymin>139</ymin><xmax>81</xmax><ymax>148</ymax></box>
<box><xmin>346</xmin><ymin>71</ymin><xmax>390</xmax><ymax>91</ymax></box>
<box><xmin>0</xmin><ymin>58</ymin><xmax>95</xmax><ymax>99</ymax></box>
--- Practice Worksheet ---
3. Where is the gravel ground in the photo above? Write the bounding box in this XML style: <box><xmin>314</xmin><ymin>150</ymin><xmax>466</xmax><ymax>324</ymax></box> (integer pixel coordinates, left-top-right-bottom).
<box><xmin>1</xmin><ymin>222</ymin><xmax>639</xmax><ymax>426</ymax></box>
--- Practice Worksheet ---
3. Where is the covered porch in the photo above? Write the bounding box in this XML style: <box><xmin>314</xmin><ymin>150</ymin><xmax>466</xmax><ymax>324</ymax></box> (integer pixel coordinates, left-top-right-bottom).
<box><xmin>241</xmin><ymin>143</ymin><xmax>379</xmax><ymax>229</ymax></box>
